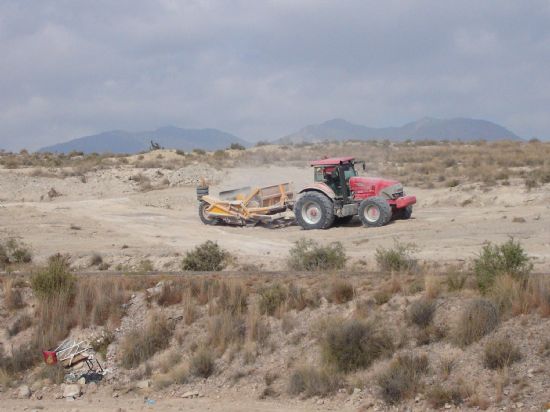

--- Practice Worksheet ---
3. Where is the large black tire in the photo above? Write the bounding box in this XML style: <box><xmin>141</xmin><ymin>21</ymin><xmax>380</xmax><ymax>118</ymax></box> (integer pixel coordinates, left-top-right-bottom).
<box><xmin>334</xmin><ymin>215</ymin><xmax>354</xmax><ymax>226</ymax></box>
<box><xmin>198</xmin><ymin>201</ymin><xmax>219</xmax><ymax>225</ymax></box>
<box><xmin>395</xmin><ymin>205</ymin><xmax>413</xmax><ymax>220</ymax></box>
<box><xmin>358</xmin><ymin>197</ymin><xmax>392</xmax><ymax>227</ymax></box>
<box><xmin>295</xmin><ymin>192</ymin><xmax>335</xmax><ymax>230</ymax></box>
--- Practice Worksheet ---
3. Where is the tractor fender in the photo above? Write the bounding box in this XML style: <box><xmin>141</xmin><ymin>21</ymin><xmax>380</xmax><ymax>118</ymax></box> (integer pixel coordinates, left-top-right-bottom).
<box><xmin>298</xmin><ymin>183</ymin><xmax>336</xmax><ymax>201</ymax></box>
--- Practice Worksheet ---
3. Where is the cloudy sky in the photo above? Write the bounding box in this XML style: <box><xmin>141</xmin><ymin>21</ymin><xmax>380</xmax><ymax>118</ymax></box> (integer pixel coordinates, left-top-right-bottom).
<box><xmin>1</xmin><ymin>0</ymin><xmax>549</xmax><ymax>151</ymax></box>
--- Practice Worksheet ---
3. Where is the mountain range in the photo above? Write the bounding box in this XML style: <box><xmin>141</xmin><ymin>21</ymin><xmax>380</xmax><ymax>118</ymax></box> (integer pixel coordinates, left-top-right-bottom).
<box><xmin>278</xmin><ymin>117</ymin><xmax>521</xmax><ymax>143</ymax></box>
<box><xmin>38</xmin><ymin>117</ymin><xmax>521</xmax><ymax>154</ymax></box>
<box><xmin>39</xmin><ymin>126</ymin><xmax>248</xmax><ymax>154</ymax></box>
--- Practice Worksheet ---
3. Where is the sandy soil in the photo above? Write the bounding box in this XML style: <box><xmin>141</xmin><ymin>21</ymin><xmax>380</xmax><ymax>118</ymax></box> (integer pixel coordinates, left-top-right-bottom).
<box><xmin>1</xmin><ymin>165</ymin><xmax>549</xmax><ymax>272</ymax></box>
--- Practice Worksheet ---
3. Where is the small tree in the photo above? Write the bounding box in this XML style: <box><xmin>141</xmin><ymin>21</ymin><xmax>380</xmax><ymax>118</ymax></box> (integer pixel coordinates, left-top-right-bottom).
<box><xmin>229</xmin><ymin>143</ymin><xmax>246</xmax><ymax>150</ymax></box>
<box><xmin>182</xmin><ymin>241</ymin><xmax>229</xmax><ymax>271</ymax></box>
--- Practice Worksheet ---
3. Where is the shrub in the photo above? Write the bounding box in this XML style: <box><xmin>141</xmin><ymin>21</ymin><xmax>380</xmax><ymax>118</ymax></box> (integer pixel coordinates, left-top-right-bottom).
<box><xmin>288</xmin><ymin>366</ymin><xmax>340</xmax><ymax>398</ymax></box>
<box><xmin>217</xmin><ymin>281</ymin><xmax>248</xmax><ymax>315</ymax></box>
<box><xmin>229</xmin><ymin>143</ymin><xmax>246</xmax><ymax>150</ymax></box>
<box><xmin>321</xmin><ymin>319</ymin><xmax>394</xmax><ymax>372</ymax></box>
<box><xmin>156</xmin><ymin>282</ymin><xmax>184</xmax><ymax>306</ymax></box>
<box><xmin>192</xmin><ymin>148</ymin><xmax>206</xmax><ymax>155</ymax></box>
<box><xmin>182</xmin><ymin>241</ymin><xmax>229</xmax><ymax>271</ymax></box>
<box><xmin>446</xmin><ymin>271</ymin><xmax>467</xmax><ymax>292</ymax></box>
<box><xmin>427</xmin><ymin>384</ymin><xmax>463</xmax><ymax>408</ymax></box>
<box><xmin>3</xmin><ymin>278</ymin><xmax>24</xmax><ymax>310</ymax></box>
<box><xmin>473</xmin><ymin>239</ymin><xmax>532</xmax><ymax>293</ymax></box>
<box><xmin>89</xmin><ymin>253</ymin><xmax>103</xmax><ymax>266</ymax></box>
<box><xmin>190</xmin><ymin>348</ymin><xmax>215</xmax><ymax>378</ymax></box>
<box><xmin>259</xmin><ymin>283</ymin><xmax>287</xmax><ymax>316</ymax></box>
<box><xmin>287</xmin><ymin>239</ymin><xmax>346</xmax><ymax>271</ymax></box>
<box><xmin>375</xmin><ymin>241</ymin><xmax>417</xmax><ymax>272</ymax></box>
<box><xmin>0</xmin><ymin>344</ymin><xmax>40</xmax><ymax>375</ymax></box>
<box><xmin>454</xmin><ymin>299</ymin><xmax>499</xmax><ymax>346</ymax></box>
<box><xmin>328</xmin><ymin>279</ymin><xmax>354</xmax><ymax>304</ymax></box>
<box><xmin>207</xmin><ymin>312</ymin><xmax>245</xmax><ymax>352</ymax></box>
<box><xmin>31</xmin><ymin>255</ymin><xmax>75</xmax><ymax>301</ymax></box>
<box><xmin>120</xmin><ymin>313</ymin><xmax>174</xmax><ymax>368</ymax></box>
<box><xmin>483</xmin><ymin>337</ymin><xmax>521</xmax><ymax>369</ymax></box>
<box><xmin>0</xmin><ymin>239</ymin><xmax>32</xmax><ymax>267</ymax></box>
<box><xmin>376</xmin><ymin>353</ymin><xmax>429</xmax><ymax>404</ymax></box>
<box><xmin>407</xmin><ymin>299</ymin><xmax>436</xmax><ymax>328</ymax></box>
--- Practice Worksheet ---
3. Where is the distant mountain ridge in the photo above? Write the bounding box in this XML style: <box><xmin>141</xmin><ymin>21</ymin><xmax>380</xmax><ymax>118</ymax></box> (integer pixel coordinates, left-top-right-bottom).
<box><xmin>279</xmin><ymin>117</ymin><xmax>521</xmax><ymax>143</ymax></box>
<box><xmin>39</xmin><ymin>126</ymin><xmax>249</xmax><ymax>154</ymax></box>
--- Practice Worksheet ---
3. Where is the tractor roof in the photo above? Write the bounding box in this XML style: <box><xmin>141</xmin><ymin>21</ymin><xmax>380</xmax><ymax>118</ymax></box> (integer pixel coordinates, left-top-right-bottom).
<box><xmin>310</xmin><ymin>156</ymin><xmax>355</xmax><ymax>166</ymax></box>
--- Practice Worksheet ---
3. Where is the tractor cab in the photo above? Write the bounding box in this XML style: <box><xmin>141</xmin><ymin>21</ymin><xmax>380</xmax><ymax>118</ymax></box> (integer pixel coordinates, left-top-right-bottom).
<box><xmin>311</xmin><ymin>157</ymin><xmax>364</xmax><ymax>199</ymax></box>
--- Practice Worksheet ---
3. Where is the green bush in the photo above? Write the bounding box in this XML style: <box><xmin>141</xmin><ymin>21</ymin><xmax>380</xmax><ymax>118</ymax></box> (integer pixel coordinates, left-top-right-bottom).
<box><xmin>259</xmin><ymin>283</ymin><xmax>287</xmax><ymax>316</ymax></box>
<box><xmin>229</xmin><ymin>143</ymin><xmax>246</xmax><ymax>150</ymax></box>
<box><xmin>321</xmin><ymin>319</ymin><xmax>394</xmax><ymax>372</ymax></box>
<box><xmin>474</xmin><ymin>238</ymin><xmax>532</xmax><ymax>293</ymax></box>
<box><xmin>288</xmin><ymin>366</ymin><xmax>339</xmax><ymax>397</ymax></box>
<box><xmin>0</xmin><ymin>239</ymin><xmax>32</xmax><ymax>268</ymax></box>
<box><xmin>483</xmin><ymin>337</ymin><xmax>521</xmax><ymax>369</ymax></box>
<box><xmin>287</xmin><ymin>239</ymin><xmax>346</xmax><ymax>271</ymax></box>
<box><xmin>182</xmin><ymin>241</ymin><xmax>229</xmax><ymax>271</ymax></box>
<box><xmin>375</xmin><ymin>241</ymin><xmax>417</xmax><ymax>272</ymax></box>
<box><xmin>454</xmin><ymin>299</ymin><xmax>499</xmax><ymax>346</ymax></box>
<box><xmin>377</xmin><ymin>353</ymin><xmax>429</xmax><ymax>404</ymax></box>
<box><xmin>31</xmin><ymin>255</ymin><xmax>75</xmax><ymax>300</ymax></box>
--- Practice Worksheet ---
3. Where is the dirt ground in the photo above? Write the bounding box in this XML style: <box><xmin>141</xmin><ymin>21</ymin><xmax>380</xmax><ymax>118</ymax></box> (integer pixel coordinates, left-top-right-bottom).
<box><xmin>1</xmin><ymin>163</ymin><xmax>549</xmax><ymax>272</ymax></box>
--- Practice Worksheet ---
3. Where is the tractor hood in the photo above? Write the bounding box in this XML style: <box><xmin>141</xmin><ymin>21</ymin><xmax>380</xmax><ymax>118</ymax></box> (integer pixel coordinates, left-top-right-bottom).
<box><xmin>349</xmin><ymin>176</ymin><xmax>404</xmax><ymax>199</ymax></box>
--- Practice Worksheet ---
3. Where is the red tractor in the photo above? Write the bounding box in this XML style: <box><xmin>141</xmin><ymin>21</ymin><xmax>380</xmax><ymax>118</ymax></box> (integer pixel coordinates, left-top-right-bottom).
<box><xmin>294</xmin><ymin>157</ymin><xmax>416</xmax><ymax>230</ymax></box>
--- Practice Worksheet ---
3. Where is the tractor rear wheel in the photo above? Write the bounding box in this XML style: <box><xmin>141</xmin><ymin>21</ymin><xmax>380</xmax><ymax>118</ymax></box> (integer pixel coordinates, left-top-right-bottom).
<box><xmin>198</xmin><ymin>201</ymin><xmax>219</xmax><ymax>225</ymax></box>
<box><xmin>295</xmin><ymin>192</ymin><xmax>335</xmax><ymax>230</ymax></box>
<box><xmin>358</xmin><ymin>197</ymin><xmax>392</xmax><ymax>227</ymax></box>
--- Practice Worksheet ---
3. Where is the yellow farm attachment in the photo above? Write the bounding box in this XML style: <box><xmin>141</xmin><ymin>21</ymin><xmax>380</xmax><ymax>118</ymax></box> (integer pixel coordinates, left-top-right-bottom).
<box><xmin>197</xmin><ymin>183</ymin><xmax>294</xmax><ymax>226</ymax></box>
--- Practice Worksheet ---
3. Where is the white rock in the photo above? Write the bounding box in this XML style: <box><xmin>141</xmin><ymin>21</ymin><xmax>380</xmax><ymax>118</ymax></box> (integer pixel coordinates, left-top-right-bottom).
<box><xmin>77</xmin><ymin>377</ymin><xmax>86</xmax><ymax>385</ymax></box>
<box><xmin>444</xmin><ymin>403</ymin><xmax>452</xmax><ymax>409</ymax></box>
<box><xmin>18</xmin><ymin>385</ymin><xmax>31</xmax><ymax>399</ymax></box>
<box><xmin>136</xmin><ymin>380</ymin><xmax>151</xmax><ymax>389</ymax></box>
<box><xmin>63</xmin><ymin>384</ymin><xmax>81</xmax><ymax>398</ymax></box>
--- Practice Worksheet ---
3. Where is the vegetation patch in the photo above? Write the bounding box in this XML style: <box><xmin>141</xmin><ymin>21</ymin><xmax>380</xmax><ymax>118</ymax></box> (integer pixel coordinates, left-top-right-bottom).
<box><xmin>182</xmin><ymin>241</ymin><xmax>229</xmax><ymax>271</ymax></box>
<box><xmin>287</xmin><ymin>239</ymin><xmax>346</xmax><ymax>271</ymax></box>
<box><xmin>375</xmin><ymin>241</ymin><xmax>417</xmax><ymax>272</ymax></box>
<box><xmin>407</xmin><ymin>299</ymin><xmax>436</xmax><ymax>328</ymax></box>
<box><xmin>288</xmin><ymin>366</ymin><xmax>340</xmax><ymax>398</ymax></box>
<box><xmin>454</xmin><ymin>299</ymin><xmax>499</xmax><ymax>346</ymax></box>
<box><xmin>483</xmin><ymin>336</ymin><xmax>521</xmax><ymax>369</ymax></box>
<box><xmin>376</xmin><ymin>353</ymin><xmax>429</xmax><ymax>404</ymax></box>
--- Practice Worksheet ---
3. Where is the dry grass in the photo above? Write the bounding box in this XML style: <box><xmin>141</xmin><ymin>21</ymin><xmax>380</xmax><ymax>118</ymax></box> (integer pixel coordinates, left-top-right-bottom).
<box><xmin>2</xmin><ymin>277</ymin><xmax>24</xmax><ymax>310</ymax></box>
<box><xmin>288</xmin><ymin>365</ymin><xmax>340</xmax><ymax>398</ymax></box>
<box><xmin>8</xmin><ymin>313</ymin><xmax>33</xmax><ymax>336</ymax></box>
<box><xmin>156</xmin><ymin>281</ymin><xmax>184</xmax><ymax>306</ymax></box>
<box><xmin>320</xmin><ymin>319</ymin><xmax>394</xmax><ymax>372</ymax></box>
<box><xmin>407</xmin><ymin>299</ymin><xmax>436</xmax><ymax>328</ymax></box>
<box><xmin>483</xmin><ymin>336</ymin><xmax>521</xmax><ymax>369</ymax></box>
<box><xmin>454</xmin><ymin>299</ymin><xmax>499</xmax><ymax>346</ymax></box>
<box><xmin>327</xmin><ymin>278</ymin><xmax>354</xmax><ymax>304</ymax></box>
<box><xmin>190</xmin><ymin>348</ymin><xmax>215</xmax><ymax>378</ymax></box>
<box><xmin>426</xmin><ymin>384</ymin><xmax>463</xmax><ymax>408</ymax></box>
<box><xmin>376</xmin><ymin>353</ymin><xmax>429</xmax><ymax>404</ymax></box>
<box><xmin>120</xmin><ymin>312</ymin><xmax>174</xmax><ymax>368</ymax></box>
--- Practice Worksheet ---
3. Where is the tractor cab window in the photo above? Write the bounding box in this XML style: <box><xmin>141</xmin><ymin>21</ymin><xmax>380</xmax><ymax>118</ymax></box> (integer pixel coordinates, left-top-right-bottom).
<box><xmin>342</xmin><ymin>164</ymin><xmax>357</xmax><ymax>181</ymax></box>
<box><xmin>314</xmin><ymin>167</ymin><xmax>324</xmax><ymax>182</ymax></box>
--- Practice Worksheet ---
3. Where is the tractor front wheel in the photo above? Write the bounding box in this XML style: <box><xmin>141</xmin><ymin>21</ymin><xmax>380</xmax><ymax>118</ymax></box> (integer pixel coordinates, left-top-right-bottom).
<box><xmin>358</xmin><ymin>197</ymin><xmax>392</xmax><ymax>227</ymax></box>
<box><xmin>198</xmin><ymin>201</ymin><xmax>219</xmax><ymax>225</ymax></box>
<box><xmin>295</xmin><ymin>192</ymin><xmax>335</xmax><ymax>230</ymax></box>
<box><xmin>396</xmin><ymin>205</ymin><xmax>413</xmax><ymax>220</ymax></box>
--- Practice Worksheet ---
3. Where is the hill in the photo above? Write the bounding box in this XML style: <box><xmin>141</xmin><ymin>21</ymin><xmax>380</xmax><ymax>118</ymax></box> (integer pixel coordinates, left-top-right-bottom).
<box><xmin>39</xmin><ymin>126</ymin><xmax>248</xmax><ymax>154</ymax></box>
<box><xmin>279</xmin><ymin>117</ymin><xmax>521</xmax><ymax>143</ymax></box>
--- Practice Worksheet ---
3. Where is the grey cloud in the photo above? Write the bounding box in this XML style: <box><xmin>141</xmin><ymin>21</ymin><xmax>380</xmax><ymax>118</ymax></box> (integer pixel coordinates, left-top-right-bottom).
<box><xmin>0</xmin><ymin>0</ymin><xmax>549</xmax><ymax>150</ymax></box>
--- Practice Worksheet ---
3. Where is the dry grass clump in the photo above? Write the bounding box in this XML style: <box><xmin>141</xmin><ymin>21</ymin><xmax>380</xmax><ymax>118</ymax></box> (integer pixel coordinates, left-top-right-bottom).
<box><xmin>376</xmin><ymin>353</ymin><xmax>429</xmax><ymax>404</ymax></box>
<box><xmin>155</xmin><ymin>281</ymin><xmax>184</xmax><ymax>306</ymax></box>
<box><xmin>74</xmin><ymin>278</ymin><xmax>129</xmax><ymax>328</ymax></box>
<box><xmin>207</xmin><ymin>312</ymin><xmax>246</xmax><ymax>352</ymax></box>
<box><xmin>445</xmin><ymin>270</ymin><xmax>468</xmax><ymax>292</ymax></box>
<box><xmin>483</xmin><ymin>337</ymin><xmax>521</xmax><ymax>369</ymax></box>
<box><xmin>181</xmin><ymin>241</ymin><xmax>229</xmax><ymax>271</ymax></box>
<box><xmin>8</xmin><ymin>314</ymin><xmax>33</xmax><ymax>336</ymax></box>
<box><xmin>190</xmin><ymin>348</ymin><xmax>215</xmax><ymax>378</ymax></box>
<box><xmin>328</xmin><ymin>278</ymin><xmax>354</xmax><ymax>304</ymax></box>
<box><xmin>288</xmin><ymin>365</ymin><xmax>340</xmax><ymax>398</ymax></box>
<box><xmin>407</xmin><ymin>299</ymin><xmax>435</xmax><ymax>328</ymax></box>
<box><xmin>375</xmin><ymin>241</ymin><xmax>417</xmax><ymax>272</ymax></box>
<box><xmin>154</xmin><ymin>362</ymin><xmax>190</xmax><ymax>389</ymax></box>
<box><xmin>258</xmin><ymin>283</ymin><xmax>287</xmax><ymax>316</ymax></box>
<box><xmin>216</xmin><ymin>281</ymin><xmax>248</xmax><ymax>315</ymax></box>
<box><xmin>426</xmin><ymin>384</ymin><xmax>463</xmax><ymax>408</ymax></box>
<box><xmin>0</xmin><ymin>344</ymin><xmax>41</xmax><ymax>376</ymax></box>
<box><xmin>120</xmin><ymin>312</ymin><xmax>174</xmax><ymax>368</ymax></box>
<box><xmin>287</xmin><ymin>239</ymin><xmax>346</xmax><ymax>271</ymax></box>
<box><xmin>321</xmin><ymin>319</ymin><xmax>394</xmax><ymax>372</ymax></box>
<box><xmin>454</xmin><ymin>299</ymin><xmax>499</xmax><ymax>346</ymax></box>
<box><xmin>2</xmin><ymin>277</ymin><xmax>25</xmax><ymax>310</ymax></box>
<box><xmin>34</xmin><ymin>292</ymin><xmax>75</xmax><ymax>350</ymax></box>
<box><xmin>473</xmin><ymin>238</ymin><xmax>532</xmax><ymax>293</ymax></box>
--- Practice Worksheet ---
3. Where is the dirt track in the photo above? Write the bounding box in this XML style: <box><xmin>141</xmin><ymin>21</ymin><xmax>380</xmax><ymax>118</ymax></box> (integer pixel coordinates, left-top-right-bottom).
<box><xmin>1</xmin><ymin>165</ymin><xmax>550</xmax><ymax>271</ymax></box>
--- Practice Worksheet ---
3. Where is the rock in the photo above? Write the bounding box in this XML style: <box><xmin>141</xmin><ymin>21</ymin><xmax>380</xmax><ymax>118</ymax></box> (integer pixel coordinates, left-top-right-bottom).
<box><xmin>136</xmin><ymin>380</ymin><xmax>151</xmax><ymax>389</ymax></box>
<box><xmin>78</xmin><ymin>377</ymin><xmax>86</xmax><ymax>385</ymax></box>
<box><xmin>112</xmin><ymin>392</ymin><xmax>119</xmax><ymax>398</ymax></box>
<box><xmin>63</xmin><ymin>384</ymin><xmax>81</xmax><ymax>398</ymax></box>
<box><xmin>353</xmin><ymin>388</ymin><xmax>361</xmax><ymax>394</ymax></box>
<box><xmin>444</xmin><ymin>403</ymin><xmax>452</xmax><ymax>409</ymax></box>
<box><xmin>181</xmin><ymin>390</ymin><xmax>199</xmax><ymax>399</ymax></box>
<box><xmin>18</xmin><ymin>385</ymin><xmax>31</xmax><ymax>399</ymax></box>
<box><xmin>316</xmin><ymin>399</ymin><xmax>324</xmax><ymax>405</ymax></box>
